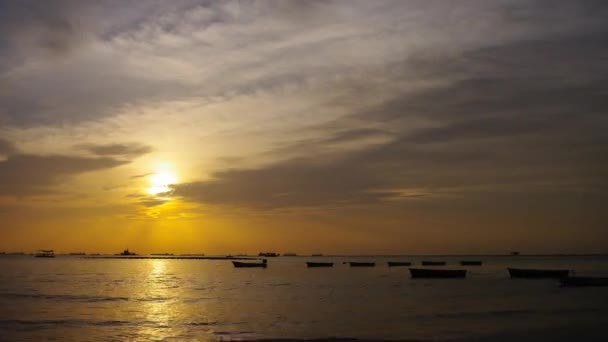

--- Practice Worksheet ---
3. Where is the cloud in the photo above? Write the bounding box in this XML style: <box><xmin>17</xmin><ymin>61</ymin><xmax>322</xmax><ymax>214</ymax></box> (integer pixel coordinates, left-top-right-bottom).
<box><xmin>78</xmin><ymin>142</ymin><xmax>153</xmax><ymax>158</ymax></box>
<box><xmin>0</xmin><ymin>153</ymin><xmax>127</xmax><ymax>196</ymax></box>
<box><xmin>0</xmin><ymin>138</ymin><xmax>16</xmax><ymax>156</ymax></box>
<box><xmin>171</xmin><ymin>25</ymin><xmax>608</xmax><ymax>210</ymax></box>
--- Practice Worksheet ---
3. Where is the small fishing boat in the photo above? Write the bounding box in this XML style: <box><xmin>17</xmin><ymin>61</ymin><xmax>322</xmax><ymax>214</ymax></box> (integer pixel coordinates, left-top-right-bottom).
<box><xmin>409</xmin><ymin>268</ymin><xmax>466</xmax><ymax>278</ymax></box>
<box><xmin>34</xmin><ymin>250</ymin><xmax>55</xmax><ymax>258</ymax></box>
<box><xmin>387</xmin><ymin>261</ymin><xmax>412</xmax><ymax>267</ymax></box>
<box><xmin>349</xmin><ymin>262</ymin><xmax>375</xmax><ymax>267</ymax></box>
<box><xmin>306</xmin><ymin>262</ymin><xmax>334</xmax><ymax>267</ymax></box>
<box><xmin>233</xmin><ymin>260</ymin><xmax>267</xmax><ymax>268</ymax></box>
<box><xmin>258</xmin><ymin>252</ymin><xmax>279</xmax><ymax>257</ymax></box>
<box><xmin>460</xmin><ymin>261</ymin><xmax>483</xmax><ymax>266</ymax></box>
<box><xmin>560</xmin><ymin>276</ymin><xmax>608</xmax><ymax>287</ymax></box>
<box><xmin>421</xmin><ymin>261</ymin><xmax>446</xmax><ymax>266</ymax></box>
<box><xmin>117</xmin><ymin>249</ymin><xmax>136</xmax><ymax>256</ymax></box>
<box><xmin>507</xmin><ymin>268</ymin><xmax>570</xmax><ymax>279</ymax></box>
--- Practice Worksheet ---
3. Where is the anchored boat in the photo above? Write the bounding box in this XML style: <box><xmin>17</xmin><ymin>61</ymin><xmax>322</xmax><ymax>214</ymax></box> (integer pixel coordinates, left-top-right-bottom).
<box><xmin>349</xmin><ymin>262</ymin><xmax>375</xmax><ymax>267</ymax></box>
<box><xmin>34</xmin><ymin>250</ymin><xmax>55</xmax><ymax>258</ymax></box>
<box><xmin>387</xmin><ymin>261</ymin><xmax>412</xmax><ymax>267</ymax></box>
<box><xmin>507</xmin><ymin>268</ymin><xmax>570</xmax><ymax>279</ymax></box>
<box><xmin>306</xmin><ymin>262</ymin><xmax>334</xmax><ymax>267</ymax></box>
<box><xmin>460</xmin><ymin>261</ymin><xmax>483</xmax><ymax>266</ymax></box>
<box><xmin>233</xmin><ymin>260</ymin><xmax>267</xmax><ymax>268</ymax></box>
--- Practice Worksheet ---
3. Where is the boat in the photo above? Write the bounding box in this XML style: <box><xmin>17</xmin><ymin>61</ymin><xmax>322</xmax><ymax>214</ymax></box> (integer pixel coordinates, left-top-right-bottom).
<box><xmin>311</xmin><ymin>254</ymin><xmax>324</xmax><ymax>257</ymax></box>
<box><xmin>34</xmin><ymin>250</ymin><xmax>55</xmax><ymax>258</ymax></box>
<box><xmin>409</xmin><ymin>268</ymin><xmax>466</xmax><ymax>278</ymax></box>
<box><xmin>151</xmin><ymin>253</ymin><xmax>174</xmax><ymax>256</ymax></box>
<box><xmin>258</xmin><ymin>252</ymin><xmax>279</xmax><ymax>257</ymax></box>
<box><xmin>560</xmin><ymin>276</ymin><xmax>608</xmax><ymax>287</ymax></box>
<box><xmin>306</xmin><ymin>262</ymin><xmax>334</xmax><ymax>267</ymax></box>
<box><xmin>117</xmin><ymin>249</ymin><xmax>137</xmax><ymax>256</ymax></box>
<box><xmin>387</xmin><ymin>261</ymin><xmax>412</xmax><ymax>267</ymax></box>
<box><xmin>507</xmin><ymin>268</ymin><xmax>570</xmax><ymax>279</ymax></box>
<box><xmin>421</xmin><ymin>261</ymin><xmax>446</xmax><ymax>266</ymax></box>
<box><xmin>510</xmin><ymin>251</ymin><xmax>520</xmax><ymax>256</ymax></box>
<box><xmin>233</xmin><ymin>260</ymin><xmax>267</xmax><ymax>268</ymax></box>
<box><xmin>349</xmin><ymin>262</ymin><xmax>375</xmax><ymax>267</ymax></box>
<box><xmin>460</xmin><ymin>261</ymin><xmax>483</xmax><ymax>266</ymax></box>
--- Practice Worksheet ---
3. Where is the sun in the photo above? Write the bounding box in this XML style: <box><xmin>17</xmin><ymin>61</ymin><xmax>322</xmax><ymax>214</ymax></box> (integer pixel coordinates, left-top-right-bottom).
<box><xmin>147</xmin><ymin>171</ymin><xmax>177</xmax><ymax>195</ymax></box>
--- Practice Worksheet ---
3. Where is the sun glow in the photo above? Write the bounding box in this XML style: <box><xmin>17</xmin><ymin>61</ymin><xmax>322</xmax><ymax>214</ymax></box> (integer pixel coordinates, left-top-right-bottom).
<box><xmin>147</xmin><ymin>168</ymin><xmax>178</xmax><ymax>195</ymax></box>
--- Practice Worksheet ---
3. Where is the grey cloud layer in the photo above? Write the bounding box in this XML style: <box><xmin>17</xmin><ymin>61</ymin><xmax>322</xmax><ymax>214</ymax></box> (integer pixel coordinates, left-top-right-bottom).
<box><xmin>0</xmin><ymin>141</ymin><xmax>153</xmax><ymax>196</ymax></box>
<box><xmin>173</xmin><ymin>22</ymin><xmax>608</xmax><ymax>209</ymax></box>
<box><xmin>2</xmin><ymin>1</ymin><xmax>608</xmax><ymax>214</ymax></box>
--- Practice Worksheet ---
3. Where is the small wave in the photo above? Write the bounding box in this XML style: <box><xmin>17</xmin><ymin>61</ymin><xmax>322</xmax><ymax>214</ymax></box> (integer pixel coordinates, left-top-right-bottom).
<box><xmin>269</xmin><ymin>283</ymin><xmax>292</xmax><ymax>287</ymax></box>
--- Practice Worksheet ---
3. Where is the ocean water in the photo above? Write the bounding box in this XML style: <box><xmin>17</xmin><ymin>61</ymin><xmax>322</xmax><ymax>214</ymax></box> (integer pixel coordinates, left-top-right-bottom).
<box><xmin>1</xmin><ymin>255</ymin><xmax>607</xmax><ymax>341</ymax></box>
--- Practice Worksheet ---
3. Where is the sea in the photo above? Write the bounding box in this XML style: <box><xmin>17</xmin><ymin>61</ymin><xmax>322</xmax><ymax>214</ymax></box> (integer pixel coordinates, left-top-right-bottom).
<box><xmin>0</xmin><ymin>255</ymin><xmax>607</xmax><ymax>341</ymax></box>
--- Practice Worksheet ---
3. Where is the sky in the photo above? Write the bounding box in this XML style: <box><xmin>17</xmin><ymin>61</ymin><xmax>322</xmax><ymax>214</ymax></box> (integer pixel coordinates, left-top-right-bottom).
<box><xmin>1</xmin><ymin>0</ymin><xmax>607</xmax><ymax>255</ymax></box>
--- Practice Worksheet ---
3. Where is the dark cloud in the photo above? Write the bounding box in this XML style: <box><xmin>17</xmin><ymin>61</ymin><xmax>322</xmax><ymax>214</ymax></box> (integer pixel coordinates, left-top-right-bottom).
<box><xmin>0</xmin><ymin>154</ymin><xmax>127</xmax><ymax>196</ymax></box>
<box><xmin>0</xmin><ymin>138</ymin><xmax>16</xmax><ymax>156</ymax></box>
<box><xmin>173</xmin><ymin>27</ymin><xmax>608</xmax><ymax>210</ymax></box>
<box><xmin>78</xmin><ymin>143</ymin><xmax>153</xmax><ymax>158</ymax></box>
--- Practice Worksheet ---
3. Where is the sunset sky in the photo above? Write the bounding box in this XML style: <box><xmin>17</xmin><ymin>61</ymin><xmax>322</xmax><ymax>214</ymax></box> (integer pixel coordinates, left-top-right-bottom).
<box><xmin>1</xmin><ymin>0</ymin><xmax>607</xmax><ymax>255</ymax></box>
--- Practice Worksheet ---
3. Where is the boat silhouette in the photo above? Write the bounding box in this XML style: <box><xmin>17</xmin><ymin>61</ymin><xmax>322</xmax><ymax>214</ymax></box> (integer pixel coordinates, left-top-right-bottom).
<box><xmin>348</xmin><ymin>262</ymin><xmax>375</xmax><ymax>267</ymax></box>
<box><xmin>387</xmin><ymin>261</ymin><xmax>412</xmax><ymax>267</ymax></box>
<box><xmin>507</xmin><ymin>268</ymin><xmax>570</xmax><ymax>279</ymax></box>
<box><xmin>34</xmin><ymin>250</ymin><xmax>55</xmax><ymax>258</ymax></box>
<box><xmin>460</xmin><ymin>261</ymin><xmax>483</xmax><ymax>266</ymax></box>
<box><xmin>233</xmin><ymin>259</ymin><xmax>267</xmax><ymax>268</ymax></box>
<box><xmin>306</xmin><ymin>262</ymin><xmax>334</xmax><ymax>267</ymax></box>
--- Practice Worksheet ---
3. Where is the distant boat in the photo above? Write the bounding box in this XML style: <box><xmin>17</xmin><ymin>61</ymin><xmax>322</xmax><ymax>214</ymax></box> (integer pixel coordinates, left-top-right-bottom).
<box><xmin>507</xmin><ymin>268</ymin><xmax>570</xmax><ymax>279</ymax></box>
<box><xmin>68</xmin><ymin>252</ymin><xmax>86</xmax><ymax>256</ymax></box>
<box><xmin>306</xmin><ymin>262</ymin><xmax>334</xmax><ymax>267</ymax></box>
<box><xmin>510</xmin><ymin>251</ymin><xmax>520</xmax><ymax>256</ymax></box>
<box><xmin>233</xmin><ymin>260</ymin><xmax>267</xmax><ymax>268</ymax></box>
<box><xmin>349</xmin><ymin>262</ymin><xmax>375</xmax><ymax>267</ymax></box>
<box><xmin>258</xmin><ymin>252</ymin><xmax>279</xmax><ymax>257</ymax></box>
<box><xmin>460</xmin><ymin>261</ymin><xmax>483</xmax><ymax>266</ymax></box>
<box><xmin>560</xmin><ymin>276</ymin><xmax>608</xmax><ymax>287</ymax></box>
<box><xmin>34</xmin><ymin>250</ymin><xmax>55</xmax><ymax>258</ymax></box>
<box><xmin>409</xmin><ymin>268</ymin><xmax>467</xmax><ymax>278</ymax></box>
<box><xmin>421</xmin><ymin>261</ymin><xmax>446</xmax><ymax>266</ymax></box>
<box><xmin>117</xmin><ymin>249</ymin><xmax>136</xmax><ymax>256</ymax></box>
<box><xmin>387</xmin><ymin>261</ymin><xmax>412</xmax><ymax>267</ymax></box>
<box><xmin>151</xmin><ymin>253</ymin><xmax>174</xmax><ymax>256</ymax></box>
<box><xmin>311</xmin><ymin>254</ymin><xmax>324</xmax><ymax>257</ymax></box>
<box><xmin>283</xmin><ymin>253</ymin><xmax>297</xmax><ymax>256</ymax></box>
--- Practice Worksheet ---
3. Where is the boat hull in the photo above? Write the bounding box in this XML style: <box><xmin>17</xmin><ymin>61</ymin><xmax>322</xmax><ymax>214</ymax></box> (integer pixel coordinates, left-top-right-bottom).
<box><xmin>409</xmin><ymin>268</ymin><xmax>466</xmax><ymax>278</ymax></box>
<box><xmin>387</xmin><ymin>262</ymin><xmax>412</xmax><ymax>267</ymax></box>
<box><xmin>460</xmin><ymin>261</ymin><xmax>483</xmax><ymax>266</ymax></box>
<box><xmin>306</xmin><ymin>262</ymin><xmax>334</xmax><ymax>267</ymax></box>
<box><xmin>232</xmin><ymin>261</ymin><xmax>267</xmax><ymax>268</ymax></box>
<box><xmin>507</xmin><ymin>268</ymin><xmax>570</xmax><ymax>279</ymax></box>
<box><xmin>349</xmin><ymin>262</ymin><xmax>375</xmax><ymax>267</ymax></box>
<box><xmin>560</xmin><ymin>276</ymin><xmax>608</xmax><ymax>287</ymax></box>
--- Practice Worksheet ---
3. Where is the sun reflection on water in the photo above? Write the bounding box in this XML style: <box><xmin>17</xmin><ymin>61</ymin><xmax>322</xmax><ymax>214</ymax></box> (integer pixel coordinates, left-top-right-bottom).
<box><xmin>138</xmin><ymin>259</ymin><xmax>179</xmax><ymax>340</ymax></box>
